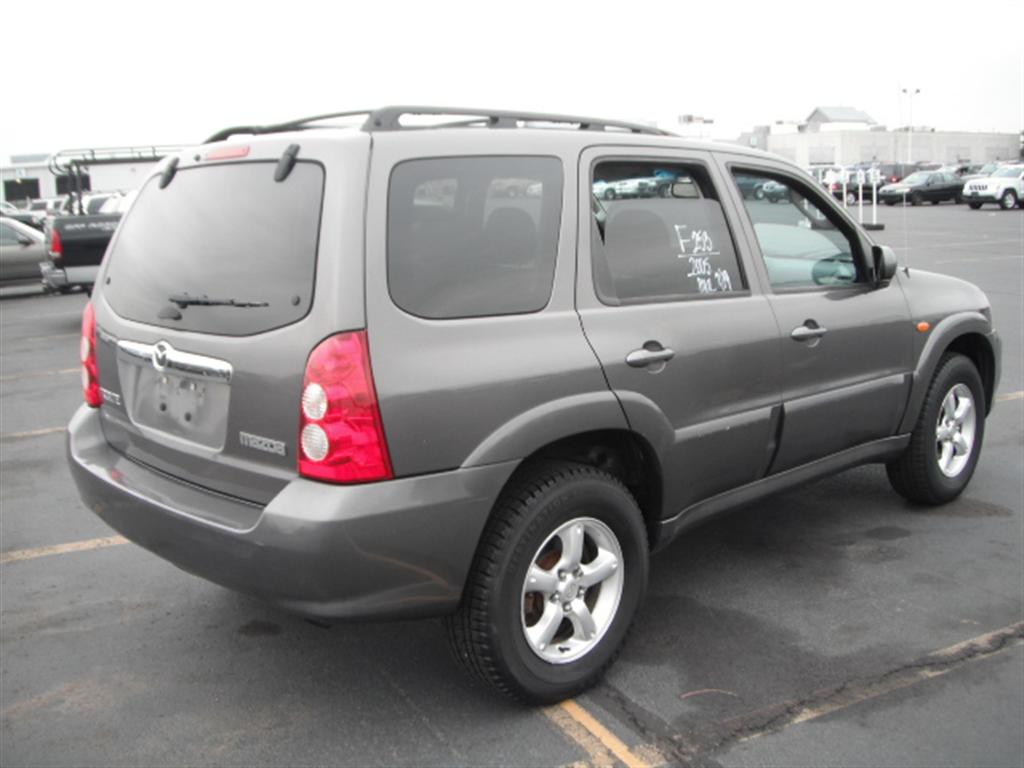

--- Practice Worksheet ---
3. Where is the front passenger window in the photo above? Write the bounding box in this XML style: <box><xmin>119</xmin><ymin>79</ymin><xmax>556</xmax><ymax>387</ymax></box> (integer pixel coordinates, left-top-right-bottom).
<box><xmin>732</xmin><ymin>172</ymin><xmax>863</xmax><ymax>289</ymax></box>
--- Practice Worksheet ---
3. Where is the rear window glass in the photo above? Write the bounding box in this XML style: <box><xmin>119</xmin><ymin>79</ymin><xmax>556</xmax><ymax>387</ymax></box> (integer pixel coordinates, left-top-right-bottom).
<box><xmin>590</xmin><ymin>161</ymin><xmax>745</xmax><ymax>304</ymax></box>
<box><xmin>103</xmin><ymin>161</ymin><xmax>324</xmax><ymax>336</ymax></box>
<box><xmin>387</xmin><ymin>156</ymin><xmax>563</xmax><ymax>319</ymax></box>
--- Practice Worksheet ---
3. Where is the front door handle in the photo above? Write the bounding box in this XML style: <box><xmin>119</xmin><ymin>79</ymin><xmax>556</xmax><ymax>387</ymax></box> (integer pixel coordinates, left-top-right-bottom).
<box><xmin>790</xmin><ymin>321</ymin><xmax>828</xmax><ymax>342</ymax></box>
<box><xmin>626</xmin><ymin>342</ymin><xmax>675</xmax><ymax>368</ymax></box>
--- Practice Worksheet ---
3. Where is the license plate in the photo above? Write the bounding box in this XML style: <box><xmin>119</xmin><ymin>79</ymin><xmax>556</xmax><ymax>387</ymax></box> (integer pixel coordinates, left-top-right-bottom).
<box><xmin>154</xmin><ymin>373</ymin><xmax>207</xmax><ymax>426</ymax></box>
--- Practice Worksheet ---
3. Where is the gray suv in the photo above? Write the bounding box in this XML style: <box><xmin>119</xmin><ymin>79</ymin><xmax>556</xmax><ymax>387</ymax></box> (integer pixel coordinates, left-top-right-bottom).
<box><xmin>68</xmin><ymin>107</ymin><xmax>1000</xmax><ymax>704</ymax></box>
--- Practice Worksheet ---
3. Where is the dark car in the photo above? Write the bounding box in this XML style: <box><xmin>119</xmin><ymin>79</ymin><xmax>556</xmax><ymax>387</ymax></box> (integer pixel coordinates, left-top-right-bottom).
<box><xmin>67</xmin><ymin>106</ymin><xmax>1000</xmax><ymax>704</ymax></box>
<box><xmin>878</xmin><ymin>171</ymin><xmax>964</xmax><ymax>205</ymax></box>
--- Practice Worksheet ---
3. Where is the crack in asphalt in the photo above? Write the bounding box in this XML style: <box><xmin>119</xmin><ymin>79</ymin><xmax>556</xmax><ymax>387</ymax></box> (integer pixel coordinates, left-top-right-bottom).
<box><xmin>588</xmin><ymin>623</ymin><xmax>1023</xmax><ymax>766</ymax></box>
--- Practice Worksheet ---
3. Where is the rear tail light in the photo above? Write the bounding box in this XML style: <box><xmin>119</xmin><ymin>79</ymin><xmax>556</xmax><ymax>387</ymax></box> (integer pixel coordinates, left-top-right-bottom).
<box><xmin>81</xmin><ymin>302</ymin><xmax>101</xmax><ymax>407</ymax></box>
<box><xmin>298</xmin><ymin>331</ymin><xmax>393</xmax><ymax>484</ymax></box>
<box><xmin>49</xmin><ymin>228</ymin><xmax>63</xmax><ymax>262</ymax></box>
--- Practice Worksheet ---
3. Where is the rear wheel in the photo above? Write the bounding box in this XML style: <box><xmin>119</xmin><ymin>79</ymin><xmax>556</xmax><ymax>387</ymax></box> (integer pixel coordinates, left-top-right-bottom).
<box><xmin>845</xmin><ymin>191</ymin><xmax>858</xmax><ymax>205</ymax></box>
<box><xmin>887</xmin><ymin>354</ymin><xmax>985</xmax><ymax>504</ymax></box>
<box><xmin>446</xmin><ymin>462</ymin><xmax>648</xmax><ymax>704</ymax></box>
<box><xmin>968</xmin><ymin>202</ymin><xmax>982</xmax><ymax>210</ymax></box>
<box><xmin>1000</xmin><ymin>190</ymin><xmax>1018</xmax><ymax>210</ymax></box>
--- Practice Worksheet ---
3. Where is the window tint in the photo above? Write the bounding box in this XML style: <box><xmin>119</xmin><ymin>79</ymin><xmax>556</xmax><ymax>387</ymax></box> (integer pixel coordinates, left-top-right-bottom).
<box><xmin>103</xmin><ymin>161</ymin><xmax>324</xmax><ymax>336</ymax></box>
<box><xmin>590</xmin><ymin>161</ymin><xmax>745</xmax><ymax>304</ymax></box>
<box><xmin>388</xmin><ymin>156</ymin><xmax>562</xmax><ymax>319</ymax></box>
<box><xmin>732</xmin><ymin>171</ymin><xmax>862</xmax><ymax>289</ymax></box>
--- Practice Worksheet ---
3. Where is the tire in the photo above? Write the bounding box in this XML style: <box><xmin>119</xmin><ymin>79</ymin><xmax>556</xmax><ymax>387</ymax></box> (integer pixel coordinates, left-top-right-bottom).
<box><xmin>755</xmin><ymin>187</ymin><xmax>765</xmax><ymax>200</ymax></box>
<box><xmin>910</xmin><ymin>192</ymin><xmax>923</xmax><ymax>206</ymax></box>
<box><xmin>446</xmin><ymin>461</ymin><xmax>649</xmax><ymax>704</ymax></box>
<box><xmin>954</xmin><ymin>193</ymin><xmax>962</xmax><ymax>204</ymax></box>
<box><xmin>886</xmin><ymin>353</ymin><xmax>985</xmax><ymax>505</ymax></box>
<box><xmin>845</xmin><ymin>192</ymin><xmax>858</xmax><ymax>206</ymax></box>
<box><xmin>604</xmin><ymin>189</ymin><xmax>616</xmax><ymax>200</ymax></box>
<box><xmin>930</xmin><ymin>200</ymin><xmax>940</xmax><ymax>205</ymax></box>
<box><xmin>884</xmin><ymin>200</ymin><xmax>896</xmax><ymax>206</ymax></box>
<box><xmin>999</xmin><ymin>190</ymin><xmax>1018</xmax><ymax>210</ymax></box>
<box><xmin>968</xmin><ymin>202</ymin><xmax>982</xmax><ymax>210</ymax></box>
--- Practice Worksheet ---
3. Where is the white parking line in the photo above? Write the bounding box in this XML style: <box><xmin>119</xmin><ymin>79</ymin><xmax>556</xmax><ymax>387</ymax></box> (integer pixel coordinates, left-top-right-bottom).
<box><xmin>0</xmin><ymin>536</ymin><xmax>128</xmax><ymax>565</ymax></box>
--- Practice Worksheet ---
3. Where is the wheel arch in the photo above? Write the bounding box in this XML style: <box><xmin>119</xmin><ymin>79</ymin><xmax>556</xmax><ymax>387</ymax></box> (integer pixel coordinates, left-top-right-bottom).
<box><xmin>900</xmin><ymin>313</ymin><xmax>998</xmax><ymax>432</ymax></box>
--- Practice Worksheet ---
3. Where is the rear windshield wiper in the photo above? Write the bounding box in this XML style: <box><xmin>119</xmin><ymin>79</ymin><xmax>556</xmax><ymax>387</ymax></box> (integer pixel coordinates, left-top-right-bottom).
<box><xmin>168</xmin><ymin>293</ymin><xmax>269</xmax><ymax>309</ymax></box>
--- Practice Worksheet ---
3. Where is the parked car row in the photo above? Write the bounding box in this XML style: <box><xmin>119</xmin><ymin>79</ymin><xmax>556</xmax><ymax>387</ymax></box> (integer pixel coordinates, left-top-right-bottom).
<box><xmin>0</xmin><ymin>190</ymin><xmax>137</xmax><ymax>291</ymax></box>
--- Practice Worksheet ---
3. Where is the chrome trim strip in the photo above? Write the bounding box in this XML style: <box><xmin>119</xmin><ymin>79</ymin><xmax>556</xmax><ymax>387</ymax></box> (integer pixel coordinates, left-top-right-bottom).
<box><xmin>116</xmin><ymin>340</ymin><xmax>233</xmax><ymax>382</ymax></box>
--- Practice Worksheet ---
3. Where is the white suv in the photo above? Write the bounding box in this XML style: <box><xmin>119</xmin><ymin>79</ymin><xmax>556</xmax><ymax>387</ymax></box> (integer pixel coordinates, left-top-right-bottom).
<box><xmin>962</xmin><ymin>164</ymin><xmax>1024</xmax><ymax>210</ymax></box>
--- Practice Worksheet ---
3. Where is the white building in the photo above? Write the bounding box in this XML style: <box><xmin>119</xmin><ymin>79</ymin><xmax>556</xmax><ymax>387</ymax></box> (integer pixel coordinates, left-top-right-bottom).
<box><xmin>735</xmin><ymin>107</ymin><xmax>1019</xmax><ymax>167</ymax></box>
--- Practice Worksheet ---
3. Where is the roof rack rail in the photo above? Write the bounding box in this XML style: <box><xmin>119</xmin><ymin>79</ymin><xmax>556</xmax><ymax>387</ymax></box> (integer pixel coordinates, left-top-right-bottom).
<box><xmin>48</xmin><ymin>145</ymin><xmax>182</xmax><ymax>176</ymax></box>
<box><xmin>360</xmin><ymin>106</ymin><xmax>672</xmax><ymax>135</ymax></box>
<box><xmin>204</xmin><ymin>106</ymin><xmax>672</xmax><ymax>143</ymax></box>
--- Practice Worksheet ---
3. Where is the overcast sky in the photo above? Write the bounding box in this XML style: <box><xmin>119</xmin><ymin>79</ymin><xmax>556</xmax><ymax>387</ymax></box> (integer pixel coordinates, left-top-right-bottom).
<box><xmin>3</xmin><ymin>0</ymin><xmax>1021</xmax><ymax>160</ymax></box>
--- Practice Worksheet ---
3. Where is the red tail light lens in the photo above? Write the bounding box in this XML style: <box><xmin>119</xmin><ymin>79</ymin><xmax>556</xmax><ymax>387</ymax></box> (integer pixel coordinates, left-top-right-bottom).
<box><xmin>49</xmin><ymin>228</ymin><xmax>63</xmax><ymax>262</ymax></box>
<box><xmin>81</xmin><ymin>302</ymin><xmax>101</xmax><ymax>407</ymax></box>
<box><xmin>298</xmin><ymin>331</ymin><xmax>393</xmax><ymax>484</ymax></box>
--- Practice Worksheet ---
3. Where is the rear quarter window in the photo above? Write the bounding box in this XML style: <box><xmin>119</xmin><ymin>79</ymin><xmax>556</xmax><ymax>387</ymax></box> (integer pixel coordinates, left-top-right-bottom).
<box><xmin>387</xmin><ymin>156</ymin><xmax>563</xmax><ymax>319</ymax></box>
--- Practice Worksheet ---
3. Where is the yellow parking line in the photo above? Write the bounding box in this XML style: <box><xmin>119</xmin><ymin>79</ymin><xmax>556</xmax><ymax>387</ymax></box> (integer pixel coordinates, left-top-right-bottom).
<box><xmin>0</xmin><ymin>426</ymin><xmax>67</xmax><ymax>440</ymax></box>
<box><xmin>0</xmin><ymin>367</ymin><xmax>78</xmax><ymax>383</ymax></box>
<box><xmin>546</xmin><ymin>699</ymin><xmax>659</xmax><ymax>768</ymax></box>
<box><xmin>0</xmin><ymin>535</ymin><xmax>128</xmax><ymax>565</ymax></box>
<box><xmin>996</xmin><ymin>390</ymin><xmax>1023</xmax><ymax>402</ymax></box>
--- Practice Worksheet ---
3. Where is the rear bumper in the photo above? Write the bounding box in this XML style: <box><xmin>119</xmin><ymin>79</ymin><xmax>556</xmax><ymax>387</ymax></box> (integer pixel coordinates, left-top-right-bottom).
<box><xmin>41</xmin><ymin>263</ymin><xmax>97</xmax><ymax>290</ymax></box>
<box><xmin>67</xmin><ymin>405</ymin><xmax>517</xmax><ymax>620</ymax></box>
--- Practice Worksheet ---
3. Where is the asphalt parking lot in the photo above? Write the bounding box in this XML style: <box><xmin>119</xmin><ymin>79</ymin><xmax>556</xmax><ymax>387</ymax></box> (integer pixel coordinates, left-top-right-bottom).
<box><xmin>1</xmin><ymin>203</ymin><xmax>1022</xmax><ymax>767</ymax></box>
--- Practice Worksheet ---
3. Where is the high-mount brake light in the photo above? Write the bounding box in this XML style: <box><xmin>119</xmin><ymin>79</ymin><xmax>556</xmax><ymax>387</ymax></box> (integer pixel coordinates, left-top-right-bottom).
<box><xmin>49</xmin><ymin>228</ymin><xmax>63</xmax><ymax>262</ymax></box>
<box><xmin>298</xmin><ymin>331</ymin><xmax>393</xmax><ymax>484</ymax></box>
<box><xmin>81</xmin><ymin>302</ymin><xmax>101</xmax><ymax>407</ymax></box>
<box><xmin>205</xmin><ymin>145</ymin><xmax>251</xmax><ymax>161</ymax></box>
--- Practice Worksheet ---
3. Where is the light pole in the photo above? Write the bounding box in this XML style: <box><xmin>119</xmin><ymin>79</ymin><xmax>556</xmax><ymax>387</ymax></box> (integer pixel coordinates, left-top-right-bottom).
<box><xmin>902</xmin><ymin>87</ymin><xmax>920</xmax><ymax>165</ymax></box>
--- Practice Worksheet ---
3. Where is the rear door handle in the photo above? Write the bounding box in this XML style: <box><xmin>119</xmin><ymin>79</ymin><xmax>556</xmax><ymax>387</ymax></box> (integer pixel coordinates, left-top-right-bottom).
<box><xmin>790</xmin><ymin>321</ymin><xmax>828</xmax><ymax>342</ymax></box>
<box><xmin>626</xmin><ymin>343</ymin><xmax>675</xmax><ymax>368</ymax></box>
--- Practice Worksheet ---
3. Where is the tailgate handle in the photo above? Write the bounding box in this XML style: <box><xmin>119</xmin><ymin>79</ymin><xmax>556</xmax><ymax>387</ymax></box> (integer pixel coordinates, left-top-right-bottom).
<box><xmin>118</xmin><ymin>340</ymin><xmax>233</xmax><ymax>382</ymax></box>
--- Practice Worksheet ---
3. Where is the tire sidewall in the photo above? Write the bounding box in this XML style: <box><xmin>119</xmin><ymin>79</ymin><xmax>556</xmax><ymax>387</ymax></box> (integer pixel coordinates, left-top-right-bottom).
<box><xmin>488</xmin><ymin>472</ymin><xmax>647</xmax><ymax>701</ymax></box>
<box><xmin>919</xmin><ymin>357</ymin><xmax>986</xmax><ymax>500</ymax></box>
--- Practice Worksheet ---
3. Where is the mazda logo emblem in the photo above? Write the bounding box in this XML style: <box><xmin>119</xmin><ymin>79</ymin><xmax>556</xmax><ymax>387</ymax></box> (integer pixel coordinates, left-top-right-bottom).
<box><xmin>153</xmin><ymin>341</ymin><xmax>171</xmax><ymax>371</ymax></box>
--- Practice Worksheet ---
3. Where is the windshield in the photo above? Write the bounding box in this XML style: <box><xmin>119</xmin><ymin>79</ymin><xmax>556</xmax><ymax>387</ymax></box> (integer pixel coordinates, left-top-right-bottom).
<box><xmin>994</xmin><ymin>166</ymin><xmax>1023</xmax><ymax>178</ymax></box>
<box><xmin>901</xmin><ymin>172</ymin><xmax>929</xmax><ymax>185</ymax></box>
<box><xmin>103</xmin><ymin>160</ymin><xmax>325</xmax><ymax>336</ymax></box>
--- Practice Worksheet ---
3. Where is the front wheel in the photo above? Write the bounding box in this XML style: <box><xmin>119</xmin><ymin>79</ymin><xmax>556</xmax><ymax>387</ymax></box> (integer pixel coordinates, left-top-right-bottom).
<box><xmin>1000</xmin><ymin>190</ymin><xmax>1018</xmax><ymax>210</ymax></box>
<box><xmin>845</xmin><ymin>191</ymin><xmax>858</xmax><ymax>206</ymax></box>
<box><xmin>446</xmin><ymin>462</ymin><xmax>648</xmax><ymax>703</ymax></box>
<box><xmin>886</xmin><ymin>353</ymin><xmax>985</xmax><ymax>504</ymax></box>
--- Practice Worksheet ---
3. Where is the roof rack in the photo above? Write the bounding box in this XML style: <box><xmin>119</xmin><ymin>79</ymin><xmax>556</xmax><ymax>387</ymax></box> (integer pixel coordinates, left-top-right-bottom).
<box><xmin>204</xmin><ymin>106</ymin><xmax>672</xmax><ymax>143</ymax></box>
<box><xmin>48</xmin><ymin>145</ymin><xmax>182</xmax><ymax>176</ymax></box>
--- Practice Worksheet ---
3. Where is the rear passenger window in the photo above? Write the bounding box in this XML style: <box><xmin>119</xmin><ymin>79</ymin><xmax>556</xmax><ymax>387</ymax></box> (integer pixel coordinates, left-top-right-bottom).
<box><xmin>388</xmin><ymin>156</ymin><xmax>563</xmax><ymax>319</ymax></box>
<box><xmin>590</xmin><ymin>161</ymin><xmax>745</xmax><ymax>305</ymax></box>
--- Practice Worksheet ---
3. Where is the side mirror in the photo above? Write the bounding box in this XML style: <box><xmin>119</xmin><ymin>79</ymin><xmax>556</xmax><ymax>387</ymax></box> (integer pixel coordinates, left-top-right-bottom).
<box><xmin>872</xmin><ymin>244</ymin><xmax>898</xmax><ymax>285</ymax></box>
